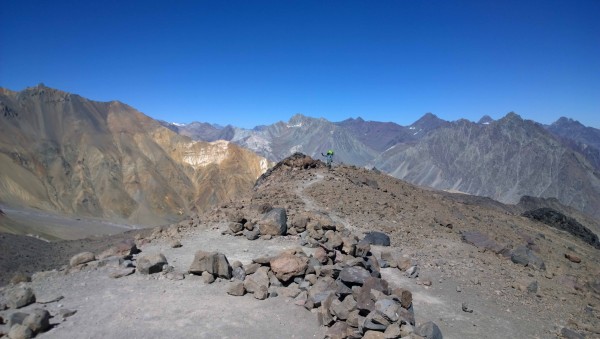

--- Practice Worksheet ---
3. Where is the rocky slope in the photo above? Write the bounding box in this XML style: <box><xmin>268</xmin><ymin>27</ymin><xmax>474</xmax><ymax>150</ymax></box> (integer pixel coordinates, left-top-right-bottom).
<box><xmin>1</xmin><ymin>154</ymin><xmax>598</xmax><ymax>338</ymax></box>
<box><xmin>0</xmin><ymin>85</ymin><xmax>270</xmax><ymax>234</ymax></box>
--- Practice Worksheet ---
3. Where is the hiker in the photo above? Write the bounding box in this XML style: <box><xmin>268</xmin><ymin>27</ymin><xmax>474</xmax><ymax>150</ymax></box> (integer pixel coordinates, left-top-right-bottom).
<box><xmin>321</xmin><ymin>149</ymin><xmax>334</xmax><ymax>169</ymax></box>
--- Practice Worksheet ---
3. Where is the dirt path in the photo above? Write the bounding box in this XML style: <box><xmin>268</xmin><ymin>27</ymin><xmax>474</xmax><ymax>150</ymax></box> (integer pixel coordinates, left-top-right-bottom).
<box><xmin>294</xmin><ymin>172</ymin><xmax>355</xmax><ymax>233</ymax></box>
<box><xmin>8</xmin><ymin>227</ymin><xmax>324</xmax><ymax>338</ymax></box>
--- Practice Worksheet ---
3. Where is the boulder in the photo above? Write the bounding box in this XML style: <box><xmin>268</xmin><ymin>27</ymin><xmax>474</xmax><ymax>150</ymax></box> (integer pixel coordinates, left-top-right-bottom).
<box><xmin>8</xmin><ymin>324</ymin><xmax>33</xmax><ymax>339</ymax></box>
<box><xmin>339</xmin><ymin>266</ymin><xmax>371</xmax><ymax>286</ymax></box>
<box><xmin>363</xmin><ymin>331</ymin><xmax>386</xmax><ymax>339</ymax></box>
<box><xmin>243</xmin><ymin>228</ymin><xmax>260</xmax><ymax>240</ymax></box>
<box><xmin>227</xmin><ymin>281</ymin><xmax>245</xmax><ymax>296</ymax></box>
<box><xmin>362</xmin><ymin>231</ymin><xmax>391</xmax><ymax>246</ymax></box>
<box><xmin>313</xmin><ymin>247</ymin><xmax>329</xmax><ymax>264</ymax></box>
<box><xmin>415</xmin><ymin>321</ymin><xmax>443</xmax><ymax>339</ymax></box>
<box><xmin>136</xmin><ymin>253</ymin><xmax>168</xmax><ymax>274</ymax></box>
<box><xmin>69</xmin><ymin>252</ymin><xmax>96</xmax><ymax>267</ymax></box>
<box><xmin>326</xmin><ymin>321</ymin><xmax>351</xmax><ymax>339</ymax></box>
<box><xmin>510</xmin><ymin>246</ymin><xmax>546</xmax><ymax>270</ymax></box>
<box><xmin>97</xmin><ymin>239</ymin><xmax>139</xmax><ymax>259</ymax></box>
<box><xmin>565</xmin><ymin>253</ymin><xmax>581</xmax><ymax>263</ymax></box>
<box><xmin>5</xmin><ymin>286</ymin><xmax>35</xmax><ymax>309</ymax></box>
<box><xmin>244</xmin><ymin>267</ymin><xmax>270</xmax><ymax>293</ymax></box>
<box><xmin>330</xmin><ymin>295</ymin><xmax>356</xmax><ymax>320</ymax></box>
<box><xmin>229</xmin><ymin>222</ymin><xmax>244</xmax><ymax>233</ymax></box>
<box><xmin>232</xmin><ymin>266</ymin><xmax>246</xmax><ymax>281</ymax></box>
<box><xmin>392</xmin><ymin>288</ymin><xmax>412</xmax><ymax>309</ymax></box>
<box><xmin>355</xmin><ymin>241</ymin><xmax>371</xmax><ymax>257</ymax></box>
<box><xmin>269</xmin><ymin>253</ymin><xmax>308</xmax><ymax>282</ymax></box>
<box><xmin>254</xmin><ymin>285</ymin><xmax>269</xmax><ymax>300</ymax></box>
<box><xmin>202</xmin><ymin>271</ymin><xmax>215</xmax><ymax>284</ymax></box>
<box><xmin>375</xmin><ymin>299</ymin><xmax>400</xmax><ymax>323</ymax></box>
<box><xmin>188</xmin><ymin>251</ymin><xmax>232</xmax><ymax>279</ymax></box>
<box><xmin>23</xmin><ymin>309</ymin><xmax>50</xmax><ymax>334</ymax></box>
<box><xmin>7</xmin><ymin>312</ymin><xmax>28</xmax><ymax>328</ymax></box>
<box><xmin>258</xmin><ymin>208</ymin><xmax>287</xmax><ymax>236</ymax></box>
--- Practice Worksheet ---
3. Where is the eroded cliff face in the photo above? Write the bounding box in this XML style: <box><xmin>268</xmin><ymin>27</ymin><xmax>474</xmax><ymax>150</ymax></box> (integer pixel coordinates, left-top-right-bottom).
<box><xmin>0</xmin><ymin>85</ymin><xmax>270</xmax><ymax>226</ymax></box>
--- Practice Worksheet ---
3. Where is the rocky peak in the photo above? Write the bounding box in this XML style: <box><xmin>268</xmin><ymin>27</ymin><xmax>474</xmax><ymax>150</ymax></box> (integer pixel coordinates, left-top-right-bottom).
<box><xmin>410</xmin><ymin>112</ymin><xmax>448</xmax><ymax>131</ymax></box>
<box><xmin>478</xmin><ymin>115</ymin><xmax>494</xmax><ymax>124</ymax></box>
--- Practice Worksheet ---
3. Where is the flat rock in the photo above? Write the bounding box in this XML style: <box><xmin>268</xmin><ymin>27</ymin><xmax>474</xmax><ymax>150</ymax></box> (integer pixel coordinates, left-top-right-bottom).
<box><xmin>109</xmin><ymin>267</ymin><xmax>135</xmax><ymax>279</ymax></box>
<box><xmin>227</xmin><ymin>281</ymin><xmax>246</xmax><ymax>296</ymax></box>
<box><xmin>137</xmin><ymin>253</ymin><xmax>168</xmax><ymax>274</ymax></box>
<box><xmin>339</xmin><ymin>266</ymin><xmax>371</xmax><ymax>286</ymax></box>
<box><xmin>69</xmin><ymin>252</ymin><xmax>96</xmax><ymax>267</ymax></box>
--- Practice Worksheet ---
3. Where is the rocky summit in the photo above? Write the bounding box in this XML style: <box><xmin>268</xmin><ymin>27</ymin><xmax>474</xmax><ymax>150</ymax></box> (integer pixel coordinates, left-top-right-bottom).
<box><xmin>1</xmin><ymin>154</ymin><xmax>599</xmax><ymax>338</ymax></box>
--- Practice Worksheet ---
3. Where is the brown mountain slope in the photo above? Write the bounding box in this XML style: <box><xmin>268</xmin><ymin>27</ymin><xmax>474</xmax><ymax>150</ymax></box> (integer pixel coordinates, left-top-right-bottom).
<box><xmin>0</xmin><ymin>85</ymin><xmax>270</xmax><ymax>233</ymax></box>
<box><xmin>208</xmin><ymin>154</ymin><xmax>600</xmax><ymax>337</ymax></box>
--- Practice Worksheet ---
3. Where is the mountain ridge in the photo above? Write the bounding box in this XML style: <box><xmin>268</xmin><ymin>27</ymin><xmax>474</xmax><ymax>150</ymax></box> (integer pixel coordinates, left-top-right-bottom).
<box><xmin>0</xmin><ymin>85</ymin><xmax>270</xmax><ymax>237</ymax></box>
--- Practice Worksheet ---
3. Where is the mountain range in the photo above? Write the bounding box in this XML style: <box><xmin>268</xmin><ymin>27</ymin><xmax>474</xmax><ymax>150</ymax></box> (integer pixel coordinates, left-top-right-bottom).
<box><xmin>165</xmin><ymin>112</ymin><xmax>600</xmax><ymax>221</ymax></box>
<box><xmin>0</xmin><ymin>85</ymin><xmax>269</xmax><ymax>234</ymax></box>
<box><xmin>1</xmin><ymin>84</ymin><xmax>598</xmax><ymax>236</ymax></box>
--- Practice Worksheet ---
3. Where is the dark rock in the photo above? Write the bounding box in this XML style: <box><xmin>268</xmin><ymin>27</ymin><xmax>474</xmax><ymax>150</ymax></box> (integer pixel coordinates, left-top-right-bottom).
<box><xmin>363</xmin><ymin>311</ymin><xmax>388</xmax><ymax>330</ymax></box>
<box><xmin>188</xmin><ymin>251</ymin><xmax>232</xmax><ymax>279</ymax></box>
<box><xmin>243</xmin><ymin>228</ymin><xmax>260</xmax><ymax>240</ymax></box>
<box><xmin>416</xmin><ymin>321</ymin><xmax>442</xmax><ymax>338</ymax></box>
<box><xmin>561</xmin><ymin>327</ymin><xmax>585</xmax><ymax>339</ymax></box>
<box><xmin>461</xmin><ymin>302</ymin><xmax>473</xmax><ymax>313</ymax></box>
<box><xmin>137</xmin><ymin>253</ymin><xmax>168</xmax><ymax>274</ymax></box>
<box><xmin>7</xmin><ymin>312</ymin><xmax>28</xmax><ymax>328</ymax></box>
<box><xmin>362</xmin><ymin>231</ymin><xmax>391</xmax><ymax>246</ymax></box>
<box><xmin>375</xmin><ymin>298</ymin><xmax>400</xmax><ymax>323</ymax></box>
<box><xmin>232</xmin><ymin>266</ymin><xmax>246</xmax><ymax>281</ymax></box>
<box><xmin>330</xmin><ymin>294</ymin><xmax>357</xmax><ymax>320</ymax></box>
<box><xmin>170</xmin><ymin>240</ymin><xmax>182</xmax><ymax>248</ymax></box>
<box><xmin>366</xmin><ymin>256</ymin><xmax>381</xmax><ymax>278</ymax></box>
<box><xmin>511</xmin><ymin>246</ymin><xmax>546</xmax><ymax>270</ymax></box>
<box><xmin>398</xmin><ymin>305</ymin><xmax>415</xmax><ymax>326</ymax></box>
<box><xmin>339</xmin><ymin>266</ymin><xmax>371</xmax><ymax>286</ymax></box>
<box><xmin>258</xmin><ymin>207</ymin><xmax>287</xmax><ymax>236</ymax></box>
<box><xmin>523</xmin><ymin>208</ymin><xmax>600</xmax><ymax>249</ymax></box>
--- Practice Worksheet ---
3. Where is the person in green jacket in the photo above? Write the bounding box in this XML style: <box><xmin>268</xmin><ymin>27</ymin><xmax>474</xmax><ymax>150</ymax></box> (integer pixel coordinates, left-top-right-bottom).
<box><xmin>321</xmin><ymin>149</ymin><xmax>334</xmax><ymax>169</ymax></box>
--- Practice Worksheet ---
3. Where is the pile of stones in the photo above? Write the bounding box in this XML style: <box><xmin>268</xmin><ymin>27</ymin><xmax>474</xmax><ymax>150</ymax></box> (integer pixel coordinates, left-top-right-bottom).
<box><xmin>188</xmin><ymin>208</ymin><xmax>442</xmax><ymax>338</ymax></box>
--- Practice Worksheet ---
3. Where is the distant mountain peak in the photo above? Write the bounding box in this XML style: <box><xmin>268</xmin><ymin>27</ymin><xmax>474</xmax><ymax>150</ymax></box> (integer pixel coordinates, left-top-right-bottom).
<box><xmin>478</xmin><ymin>115</ymin><xmax>494</xmax><ymax>124</ymax></box>
<box><xmin>411</xmin><ymin>112</ymin><xmax>448</xmax><ymax>131</ymax></box>
<box><xmin>552</xmin><ymin>117</ymin><xmax>584</xmax><ymax>128</ymax></box>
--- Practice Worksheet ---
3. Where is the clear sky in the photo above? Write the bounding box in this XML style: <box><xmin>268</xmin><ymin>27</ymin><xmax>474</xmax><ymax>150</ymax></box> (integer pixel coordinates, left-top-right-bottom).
<box><xmin>1</xmin><ymin>0</ymin><xmax>599</xmax><ymax>128</ymax></box>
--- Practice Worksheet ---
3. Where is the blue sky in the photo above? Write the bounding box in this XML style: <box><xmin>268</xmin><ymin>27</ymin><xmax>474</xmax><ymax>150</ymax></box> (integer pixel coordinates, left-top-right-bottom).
<box><xmin>1</xmin><ymin>0</ymin><xmax>599</xmax><ymax>128</ymax></box>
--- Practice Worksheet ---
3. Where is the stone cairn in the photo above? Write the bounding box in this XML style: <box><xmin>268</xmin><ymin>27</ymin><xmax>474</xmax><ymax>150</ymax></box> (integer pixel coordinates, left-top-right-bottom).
<box><xmin>208</xmin><ymin>207</ymin><xmax>442</xmax><ymax>339</ymax></box>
